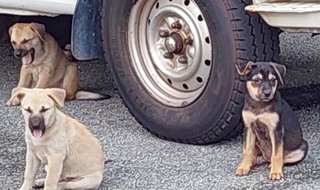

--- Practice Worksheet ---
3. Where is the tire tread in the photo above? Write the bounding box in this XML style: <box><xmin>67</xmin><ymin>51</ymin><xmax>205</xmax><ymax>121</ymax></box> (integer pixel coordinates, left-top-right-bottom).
<box><xmin>102</xmin><ymin>0</ymin><xmax>280</xmax><ymax>145</ymax></box>
<box><xmin>164</xmin><ymin>0</ymin><xmax>280</xmax><ymax>144</ymax></box>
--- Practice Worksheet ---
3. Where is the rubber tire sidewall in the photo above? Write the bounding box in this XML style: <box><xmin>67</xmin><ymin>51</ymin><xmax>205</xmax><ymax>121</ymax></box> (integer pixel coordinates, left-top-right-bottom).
<box><xmin>103</xmin><ymin>0</ymin><xmax>243</xmax><ymax>143</ymax></box>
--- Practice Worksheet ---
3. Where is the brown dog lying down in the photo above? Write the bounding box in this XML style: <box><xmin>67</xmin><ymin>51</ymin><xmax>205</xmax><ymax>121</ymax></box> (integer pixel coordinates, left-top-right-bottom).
<box><xmin>8</xmin><ymin>88</ymin><xmax>105</xmax><ymax>190</ymax></box>
<box><xmin>7</xmin><ymin>22</ymin><xmax>109</xmax><ymax>106</ymax></box>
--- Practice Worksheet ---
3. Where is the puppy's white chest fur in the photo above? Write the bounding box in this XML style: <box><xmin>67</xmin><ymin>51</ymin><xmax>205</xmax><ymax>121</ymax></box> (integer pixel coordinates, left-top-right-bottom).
<box><xmin>26</xmin><ymin>129</ymin><xmax>68</xmax><ymax>165</ymax></box>
<box><xmin>242</xmin><ymin>110</ymin><xmax>279</xmax><ymax>129</ymax></box>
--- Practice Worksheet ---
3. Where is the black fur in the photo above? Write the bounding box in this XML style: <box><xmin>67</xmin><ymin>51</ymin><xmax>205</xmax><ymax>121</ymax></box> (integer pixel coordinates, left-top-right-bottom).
<box><xmin>241</xmin><ymin>61</ymin><xmax>308</xmax><ymax>164</ymax></box>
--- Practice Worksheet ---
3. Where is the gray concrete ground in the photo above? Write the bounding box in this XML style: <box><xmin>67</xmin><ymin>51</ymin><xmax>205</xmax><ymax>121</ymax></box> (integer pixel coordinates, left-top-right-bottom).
<box><xmin>1</xmin><ymin>32</ymin><xmax>320</xmax><ymax>190</ymax></box>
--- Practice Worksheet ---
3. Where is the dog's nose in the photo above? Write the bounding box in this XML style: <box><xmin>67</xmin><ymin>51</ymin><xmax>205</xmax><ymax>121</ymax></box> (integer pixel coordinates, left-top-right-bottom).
<box><xmin>14</xmin><ymin>49</ymin><xmax>23</xmax><ymax>58</ymax></box>
<box><xmin>29</xmin><ymin>116</ymin><xmax>43</xmax><ymax>129</ymax></box>
<box><xmin>263</xmin><ymin>89</ymin><xmax>272</xmax><ymax>97</ymax></box>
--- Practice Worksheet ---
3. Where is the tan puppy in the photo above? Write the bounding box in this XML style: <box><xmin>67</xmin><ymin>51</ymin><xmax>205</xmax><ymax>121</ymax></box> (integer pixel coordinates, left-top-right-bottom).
<box><xmin>8</xmin><ymin>88</ymin><xmax>105</xmax><ymax>190</ymax></box>
<box><xmin>7</xmin><ymin>22</ymin><xmax>108</xmax><ymax>106</ymax></box>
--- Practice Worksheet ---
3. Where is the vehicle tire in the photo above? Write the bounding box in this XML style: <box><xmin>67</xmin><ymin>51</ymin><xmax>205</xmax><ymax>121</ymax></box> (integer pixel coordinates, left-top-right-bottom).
<box><xmin>101</xmin><ymin>0</ymin><xmax>280</xmax><ymax>144</ymax></box>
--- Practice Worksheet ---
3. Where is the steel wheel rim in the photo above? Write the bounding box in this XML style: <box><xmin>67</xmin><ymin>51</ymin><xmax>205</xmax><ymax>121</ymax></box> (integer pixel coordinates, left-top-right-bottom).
<box><xmin>128</xmin><ymin>0</ymin><xmax>213</xmax><ymax>107</ymax></box>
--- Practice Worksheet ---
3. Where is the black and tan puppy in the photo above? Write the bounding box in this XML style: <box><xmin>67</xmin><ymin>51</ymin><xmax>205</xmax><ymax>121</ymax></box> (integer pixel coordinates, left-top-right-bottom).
<box><xmin>235</xmin><ymin>61</ymin><xmax>308</xmax><ymax>180</ymax></box>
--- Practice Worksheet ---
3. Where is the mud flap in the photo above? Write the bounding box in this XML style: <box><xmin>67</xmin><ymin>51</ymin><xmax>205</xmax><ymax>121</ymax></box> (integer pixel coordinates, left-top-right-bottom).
<box><xmin>71</xmin><ymin>0</ymin><xmax>104</xmax><ymax>60</ymax></box>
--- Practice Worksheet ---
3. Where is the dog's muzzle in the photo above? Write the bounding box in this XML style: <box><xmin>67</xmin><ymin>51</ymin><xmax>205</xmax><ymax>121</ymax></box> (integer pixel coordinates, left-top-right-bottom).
<box><xmin>262</xmin><ymin>89</ymin><xmax>272</xmax><ymax>97</ymax></box>
<box><xmin>14</xmin><ymin>48</ymin><xmax>35</xmax><ymax>65</ymax></box>
<box><xmin>14</xmin><ymin>49</ymin><xmax>23</xmax><ymax>58</ymax></box>
<box><xmin>28</xmin><ymin>116</ymin><xmax>46</xmax><ymax>138</ymax></box>
<box><xmin>258</xmin><ymin>89</ymin><xmax>274</xmax><ymax>101</ymax></box>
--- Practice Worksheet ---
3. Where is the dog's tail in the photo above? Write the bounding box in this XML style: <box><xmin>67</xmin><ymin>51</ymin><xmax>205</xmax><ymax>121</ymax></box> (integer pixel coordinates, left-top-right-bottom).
<box><xmin>75</xmin><ymin>90</ymin><xmax>111</xmax><ymax>100</ymax></box>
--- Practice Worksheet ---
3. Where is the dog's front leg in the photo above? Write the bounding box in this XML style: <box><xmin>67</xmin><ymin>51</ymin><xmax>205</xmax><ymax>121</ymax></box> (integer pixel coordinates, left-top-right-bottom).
<box><xmin>236</xmin><ymin>124</ymin><xmax>257</xmax><ymax>176</ymax></box>
<box><xmin>34</xmin><ymin>70</ymin><xmax>50</xmax><ymax>88</ymax></box>
<box><xmin>44</xmin><ymin>155</ymin><xmax>65</xmax><ymax>190</ymax></box>
<box><xmin>269</xmin><ymin>126</ymin><xmax>284</xmax><ymax>180</ymax></box>
<box><xmin>62</xmin><ymin>64</ymin><xmax>78</xmax><ymax>100</ymax></box>
<box><xmin>260</xmin><ymin>112</ymin><xmax>283</xmax><ymax>180</ymax></box>
<box><xmin>19</xmin><ymin>149</ymin><xmax>40</xmax><ymax>190</ymax></box>
<box><xmin>7</xmin><ymin>67</ymin><xmax>33</xmax><ymax>106</ymax></box>
<box><xmin>17</xmin><ymin>66</ymin><xmax>33</xmax><ymax>88</ymax></box>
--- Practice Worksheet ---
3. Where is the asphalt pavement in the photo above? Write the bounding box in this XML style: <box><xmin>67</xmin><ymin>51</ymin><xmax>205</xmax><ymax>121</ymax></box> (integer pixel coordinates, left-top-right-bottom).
<box><xmin>1</xmin><ymin>32</ymin><xmax>320</xmax><ymax>190</ymax></box>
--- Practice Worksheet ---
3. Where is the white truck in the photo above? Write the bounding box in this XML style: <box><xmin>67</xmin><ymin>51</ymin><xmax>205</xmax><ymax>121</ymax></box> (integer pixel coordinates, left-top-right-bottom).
<box><xmin>0</xmin><ymin>0</ymin><xmax>317</xmax><ymax>144</ymax></box>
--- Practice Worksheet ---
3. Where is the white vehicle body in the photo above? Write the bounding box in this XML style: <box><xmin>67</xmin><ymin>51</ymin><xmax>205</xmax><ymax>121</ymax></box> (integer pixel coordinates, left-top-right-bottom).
<box><xmin>0</xmin><ymin>0</ymin><xmax>76</xmax><ymax>16</ymax></box>
<box><xmin>246</xmin><ymin>0</ymin><xmax>320</xmax><ymax>33</ymax></box>
<box><xmin>1</xmin><ymin>0</ymin><xmax>319</xmax><ymax>33</ymax></box>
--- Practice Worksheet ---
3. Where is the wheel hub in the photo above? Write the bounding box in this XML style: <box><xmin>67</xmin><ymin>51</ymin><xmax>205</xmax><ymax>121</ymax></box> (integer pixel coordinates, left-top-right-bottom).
<box><xmin>162</xmin><ymin>31</ymin><xmax>188</xmax><ymax>59</ymax></box>
<box><xmin>164</xmin><ymin>33</ymin><xmax>183</xmax><ymax>54</ymax></box>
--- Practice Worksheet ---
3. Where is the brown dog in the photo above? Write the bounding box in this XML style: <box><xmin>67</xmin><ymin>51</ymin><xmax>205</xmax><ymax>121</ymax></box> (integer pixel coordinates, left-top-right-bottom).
<box><xmin>7</xmin><ymin>22</ymin><xmax>109</xmax><ymax>106</ymax></box>
<box><xmin>8</xmin><ymin>88</ymin><xmax>105</xmax><ymax>190</ymax></box>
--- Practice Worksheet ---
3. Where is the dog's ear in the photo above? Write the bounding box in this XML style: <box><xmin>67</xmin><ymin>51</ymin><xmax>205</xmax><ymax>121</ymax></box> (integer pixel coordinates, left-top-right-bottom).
<box><xmin>270</xmin><ymin>62</ymin><xmax>286</xmax><ymax>86</ymax></box>
<box><xmin>236</xmin><ymin>61</ymin><xmax>254</xmax><ymax>75</ymax></box>
<box><xmin>46</xmin><ymin>88</ymin><xmax>66</xmax><ymax>108</ymax></box>
<box><xmin>30</xmin><ymin>22</ymin><xmax>46</xmax><ymax>41</ymax></box>
<box><xmin>6</xmin><ymin>87</ymin><xmax>27</xmax><ymax>106</ymax></box>
<box><xmin>8</xmin><ymin>25</ymin><xmax>13</xmax><ymax>38</ymax></box>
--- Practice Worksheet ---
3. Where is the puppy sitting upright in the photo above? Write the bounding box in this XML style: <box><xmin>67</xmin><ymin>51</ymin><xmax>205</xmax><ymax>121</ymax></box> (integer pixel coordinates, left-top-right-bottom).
<box><xmin>235</xmin><ymin>61</ymin><xmax>308</xmax><ymax>180</ymax></box>
<box><xmin>7</xmin><ymin>22</ymin><xmax>109</xmax><ymax>106</ymax></box>
<box><xmin>8</xmin><ymin>88</ymin><xmax>105</xmax><ymax>190</ymax></box>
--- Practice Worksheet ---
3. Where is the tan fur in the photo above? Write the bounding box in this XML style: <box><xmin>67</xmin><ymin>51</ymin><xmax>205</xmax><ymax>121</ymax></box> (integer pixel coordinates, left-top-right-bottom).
<box><xmin>7</xmin><ymin>23</ymin><xmax>79</xmax><ymax>106</ymax></box>
<box><xmin>269</xmin><ymin>140</ymin><xmax>284</xmax><ymax>180</ymax></box>
<box><xmin>246</xmin><ymin>82</ymin><xmax>260</xmax><ymax>102</ymax></box>
<box><xmin>237</xmin><ymin>111</ymin><xmax>285</xmax><ymax>180</ymax></box>
<box><xmin>235</xmin><ymin>126</ymin><xmax>257</xmax><ymax>176</ymax></box>
<box><xmin>8</xmin><ymin>88</ymin><xmax>105</xmax><ymax>190</ymax></box>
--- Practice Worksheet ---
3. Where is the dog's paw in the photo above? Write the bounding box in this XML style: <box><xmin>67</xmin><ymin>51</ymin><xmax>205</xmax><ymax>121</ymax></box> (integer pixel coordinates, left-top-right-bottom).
<box><xmin>63</xmin><ymin>44</ymin><xmax>76</xmax><ymax>61</ymax></box>
<box><xmin>269</xmin><ymin>162</ymin><xmax>284</xmax><ymax>180</ymax></box>
<box><xmin>5</xmin><ymin>99</ymin><xmax>11</xmax><ymax>106</ymax></box>
<box><xmin>236</xmin><ymin>165</ymin><xmax>251</xmax><ymax>176</ymax></box>
<box><xmin>33</xmin><ymin>178</ymin><xmax>45</xmax><ymax>189</ymax></box>
<box><xmin>269</xmin><ymin>170</ymin><xmax>283</xmax><ymax>180</ymax></box>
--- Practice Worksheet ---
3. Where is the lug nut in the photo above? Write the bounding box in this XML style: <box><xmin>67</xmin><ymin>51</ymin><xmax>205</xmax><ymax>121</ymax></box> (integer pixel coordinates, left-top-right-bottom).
<box><xmin>163</xmin><ymin>52</ymin><xmax>174</xmax><ymax>59</ymax></box>
<box><xmin>178</xmin><ymin>55</ymin><xmax>188</xmax><ymax>64</ymax></box>
<box><xmin>171</xmin><ymin>20</ymin><xmax>182</xmax><ymax>29</ymax></box>
<box><xmin>185</xmin><ymin>36</ymin><xmax>193</xmax><ymax>46</ymax></box>
<box><xmin>159</xmin><ymin>30</ymin><xmax>170</xmax><ymax>38</ymax></box>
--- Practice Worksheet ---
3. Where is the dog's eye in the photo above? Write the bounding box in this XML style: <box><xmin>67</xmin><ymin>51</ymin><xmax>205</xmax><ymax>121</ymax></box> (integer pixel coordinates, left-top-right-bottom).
<box><xmin>270</xmin><ymin>78</ymin><xmax>277</xmax><ymax>85</ymax></box>
<box><xmin>21</xmin><ymin>39</ymin><xmax>30</xmax><ymax>44</ymax></box>
<box><xmin>11</xmin><ymin>41</ymin><xmax>16</xmax><ymax>45</ymax></box>
<box><xmin>253</xmin><ymin>79</ymin><xmax>262</xmax><ymax>84</ymax></box>
<box><xmin>23</xmin><ymin>107</ymin><xmax>32</xmax><ymax>113</ymax></box>
<box><xmin>40</xmin><ymin>107</ymin><xmax>50</xmax><ymax>113</ymax></box>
